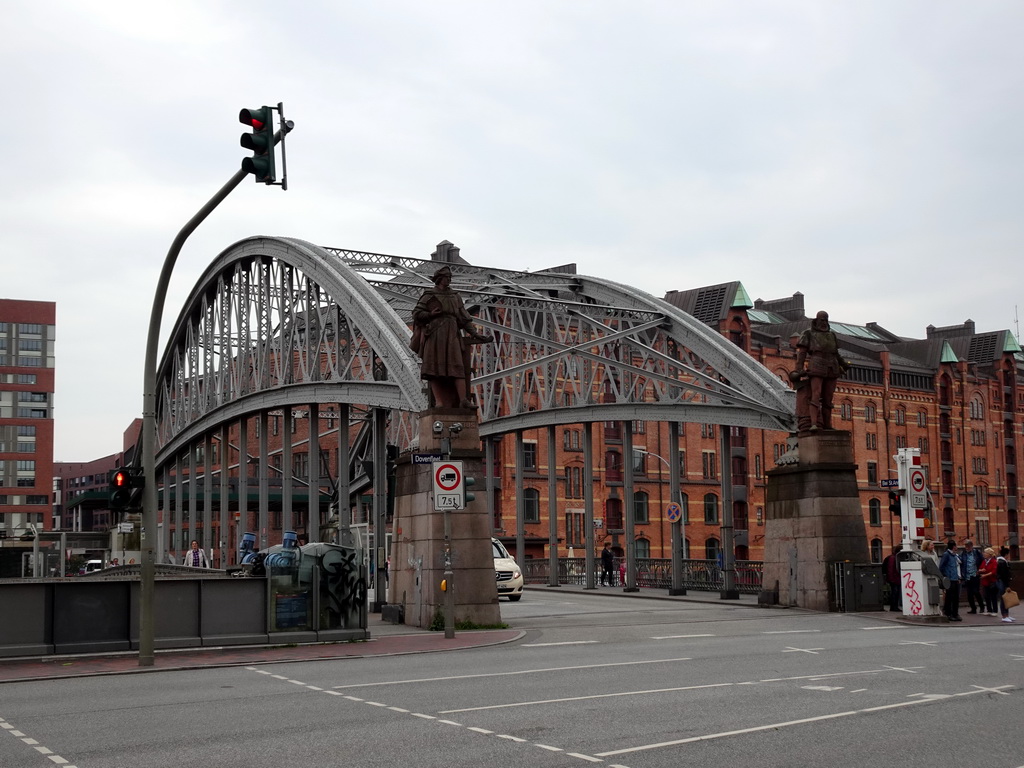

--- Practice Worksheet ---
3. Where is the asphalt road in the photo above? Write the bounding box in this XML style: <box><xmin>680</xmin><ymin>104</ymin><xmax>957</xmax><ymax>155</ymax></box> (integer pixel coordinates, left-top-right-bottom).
<box><xmin>2</xmin><ymin>592</ymin><xmax>1021</xmax><ymax>768</ymax></box>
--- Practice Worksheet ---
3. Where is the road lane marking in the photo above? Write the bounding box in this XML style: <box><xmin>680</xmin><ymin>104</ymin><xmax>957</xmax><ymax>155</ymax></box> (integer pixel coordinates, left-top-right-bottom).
<box><xmin>439</xmin><ymin>683</ymin><xmax>734</xmax><ymax>713</ymax></box>
<box><xmin>330</xmin><ymin>657</ymin><xmax>692</xmax><ymax>689</ymax></box>
<box><xmin>763</xmin><ymin>630</ymin><xmax>821</xmax><ymax>634</ymax></box>
<box><xmin>522</xmin><ymin>641</ymin><xmax>599</xmax><ymax>647</ymax></box>
<box><xmin>596</xmin><ymin>686</ymin><xmax>1015</xmax><ymax>757</ymax></box>
<box><xmin>651</xmin><ymin>634</ymin><xmax>715</xmax><ymax>639</ymax></box>
<box><xmin>861</xmin><ymin>626</ymin><xmax>904</xmax><ymax>630</ymax></box>
<box><xmin>0</xmin><ymin>716</ymin><xmax>79</xmax><ymax>768</ymax></box>
<box><xmin>782</xmin><ymin>647</ymin><xmax>824</xmax><ymax>654</ymax></box>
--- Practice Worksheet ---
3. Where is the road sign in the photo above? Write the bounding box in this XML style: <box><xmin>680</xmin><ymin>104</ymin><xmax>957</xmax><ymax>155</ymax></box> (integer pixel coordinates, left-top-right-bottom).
<box><xmin>413</xmin><ymin>453</ymin><xmax>444</xmax><ymax>465</ymax></box>
<box><xmin>879</xmin><ymin>479</ymin><xmax>899</xmax><ymax>488</ymax></box>
<box><xmin>432</xmin><ymin>460</ymin><xmax>465</xmax><ymax>511</ymax></box>
<box><xmin>666</xmin><ymin>502</ymin><xmax>682</xmax><ymax>523</ymax></box>
<box><xmin>909</xmin><ymin>467</ymin><xmax>927</xmax><ymax>509</ymax></box>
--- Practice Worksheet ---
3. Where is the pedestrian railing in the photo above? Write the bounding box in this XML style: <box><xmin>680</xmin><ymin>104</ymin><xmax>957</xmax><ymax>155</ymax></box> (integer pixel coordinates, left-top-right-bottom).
<box><xmin>523</xmin><ymin>557</ymin><xmax>763</xmax><ymax>595</ymax></box>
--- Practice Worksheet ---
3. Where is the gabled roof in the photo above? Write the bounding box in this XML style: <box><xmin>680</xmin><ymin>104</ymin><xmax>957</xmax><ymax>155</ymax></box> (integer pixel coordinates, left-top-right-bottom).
<box><xmin>663</xmin><ymin>282</ymin><xmax>747</xmax><ymax>325</ymax></box>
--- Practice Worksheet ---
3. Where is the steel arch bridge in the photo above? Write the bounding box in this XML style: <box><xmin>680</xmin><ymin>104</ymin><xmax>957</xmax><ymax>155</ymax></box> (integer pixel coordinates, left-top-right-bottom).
<box><xmin>153</xmin><ymin>235</ymin><xmax>795</xmax><ymax>562</ymax></box>
<box><xmin>158</xmin><ymin>235</ymin><xmax>794</xmax><ymax>458</ymax></box>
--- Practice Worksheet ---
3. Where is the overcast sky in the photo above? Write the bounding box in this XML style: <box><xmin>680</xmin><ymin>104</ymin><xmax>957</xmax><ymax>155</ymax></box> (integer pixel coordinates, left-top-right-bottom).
<box><xmin>4</xmin><ymin>1</ymin><xmax>1023</xmax><ymax>462</ymax></box>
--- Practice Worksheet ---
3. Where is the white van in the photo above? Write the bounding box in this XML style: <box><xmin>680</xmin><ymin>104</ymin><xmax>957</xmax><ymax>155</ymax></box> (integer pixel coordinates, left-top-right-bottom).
<box><xmin>81</xmin><ymin>560</ymin><xmax>104</xmax><ymax>575</ymax></box>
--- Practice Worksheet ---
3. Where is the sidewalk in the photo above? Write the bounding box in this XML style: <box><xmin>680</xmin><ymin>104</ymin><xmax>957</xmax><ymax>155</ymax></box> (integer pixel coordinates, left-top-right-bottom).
<box><xmin>2</xmin><ymin>586</ymin><xmax>1014</xmax><ymax>684</ymax></box>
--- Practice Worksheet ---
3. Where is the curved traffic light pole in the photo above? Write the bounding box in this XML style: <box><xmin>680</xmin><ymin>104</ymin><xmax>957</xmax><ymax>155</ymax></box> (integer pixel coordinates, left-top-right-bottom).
<box><xmin>139</xmin><ymin>126</ymin><xmax>290</xmax><ymax>666</ymax></box>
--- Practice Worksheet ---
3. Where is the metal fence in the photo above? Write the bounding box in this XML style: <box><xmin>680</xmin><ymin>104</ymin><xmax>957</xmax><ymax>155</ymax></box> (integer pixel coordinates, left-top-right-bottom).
<box><xmin>522</xmin><ymin>557</ymin><xmax>763</xmax><ymax>595</ymax></box>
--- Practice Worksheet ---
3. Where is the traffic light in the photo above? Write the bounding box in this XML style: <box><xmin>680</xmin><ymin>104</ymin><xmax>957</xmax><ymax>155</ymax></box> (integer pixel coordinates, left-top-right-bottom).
<box><xmin>888</xmin><ymin>491</ymin><xmax>901</xmax><ymax>517</ymax></box>
<box><xmin>109</xmin><ymin>467</ymin><xmax>143</xmax><ymax>511</ymax></box>
<box><xmin>385</xmin><ymin>445</ymin><xmax>398</xmax><ymax>523</ymax></box>
<box><xmin>109</xmin><ymin>468</ymin><xmax>132</xmax><ymax>511</ymax></box>
<box><xmin>464</xmin><ymin>474</ymin><xmax>476</xmax><ymax>504</ymax></box>
<box><xmin>239</xmin><ymin>107</ymin><xmax>276</xmax><ymax>183</ymax></box>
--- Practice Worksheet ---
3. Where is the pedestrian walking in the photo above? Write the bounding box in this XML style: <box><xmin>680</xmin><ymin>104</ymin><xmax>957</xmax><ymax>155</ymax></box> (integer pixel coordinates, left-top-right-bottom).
<box><xmin>882</xmin><ymin>545</ymin><xmax>903</xmax><ymax>612</ymax></box>
<box><xmin>601</xmin><ymin>543</ymin><xmax>615</xmax><ymax>586</ymax></box>
<box><xmin>939</xmin><ymin>540</ymin><xmax>962</xmax><ymax>621</ymax></box>
<box><xmin>959</xmin><ymin>539</ymin><xmax>983</xmax><ymax>614</ymax></box>
<box><xmin>183</xmin><ymin>540</ymin><xmax>210</xmax><ymax>568</ymax></box>
<box><xmin>996</xmin><ymin>546</ymin><xmax>1015</xmax><ymax>623</ymax></box>
<box><xmin>979</xmin><ymin>547</ymin><xmax>1000</xmax><ymax>615</ymax></box>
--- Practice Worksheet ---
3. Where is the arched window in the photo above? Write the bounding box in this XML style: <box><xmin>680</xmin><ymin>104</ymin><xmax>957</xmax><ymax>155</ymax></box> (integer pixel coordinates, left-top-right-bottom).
<box><xmin>635</xmin><ymin>537</ymin><xmax>650</xmax><ymax>558</ymax></box>
<box><xmin>523</xmin><ymin>488</ymin><xmax>540</xmax><ymax>524</ymax></box>
<box><xmin>870</xmin><ymin>538</ymin><xmax>883</xmax><ymax>563</ymax></box>
<box><xmin>606</xmin><ymin>497</ymin><xmax>623</xmax><ymax>530</ymax></box>
<box><xmin>633</xmin><ymin>491</ymin><xmax>649</xmax><ymax>524</ymax></box>
<box><xmin>970</xmin><ymin>396</ymin><xmax>985</xmax><ymax>420</ymax></box>
<box><xmin>735</xmin><ymin>544</ymin><xmax>749</xmax><ymax>561</ymax></box>
<box><xmin>865</xmin><ymin>402</ymin><xmax>877</xmax><ymax>423</ymax></box>
<box><xmin>605</xmin><ymin>450</ymin><xmax>622</xmax><ymax>482</ymax></box>
<box><xmin>679</xmin><ymin>492</ymin><xmax>689</xmax><ymax>524</ymax></box>
<box><xmin>705</xmin><ymin>537</ymin><xmax>721</xmax><ymax>562</ymax></box>
<box><xmin>703</xmin><ymin>493</ymin><xmax>719</xmax><ymax>524</ymax></box>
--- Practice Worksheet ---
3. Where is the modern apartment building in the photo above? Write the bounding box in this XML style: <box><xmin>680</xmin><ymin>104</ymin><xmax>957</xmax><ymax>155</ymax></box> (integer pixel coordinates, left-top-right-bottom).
<box><xmin>0</xmin><ymin>299</ymin><xmax>56</xmax><ymax>541</ymax></box>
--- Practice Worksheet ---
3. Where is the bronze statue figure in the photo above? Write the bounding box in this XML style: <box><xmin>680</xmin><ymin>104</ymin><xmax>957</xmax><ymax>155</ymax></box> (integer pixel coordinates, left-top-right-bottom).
<box><xmin>411</xmin><ymin>265</ymin><xmax>492</xmax><ymax>409</ymax></box>
<box><xmin>792</xmin><ymin>310</ymin><xmax>848</xmax><ymax>431</ymax></box>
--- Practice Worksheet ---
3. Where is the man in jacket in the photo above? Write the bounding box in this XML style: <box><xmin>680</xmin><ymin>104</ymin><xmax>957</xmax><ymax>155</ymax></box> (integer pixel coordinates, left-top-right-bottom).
<box><xmin>939</xmin><ymin>540</ymin><xmax>962</xmax><ymax>621</ymax></box>
<box><xmin>959</xmin><ymin>539</ymin><xmax>983</xmax><ymax>614</ymax></box>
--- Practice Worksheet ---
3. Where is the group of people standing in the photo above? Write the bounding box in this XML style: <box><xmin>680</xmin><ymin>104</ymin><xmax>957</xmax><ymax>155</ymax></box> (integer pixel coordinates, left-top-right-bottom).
<box><xmin>882</xmin><ymin>539</ymin><xmax>1015</xmax><ymax>623</ymax></box>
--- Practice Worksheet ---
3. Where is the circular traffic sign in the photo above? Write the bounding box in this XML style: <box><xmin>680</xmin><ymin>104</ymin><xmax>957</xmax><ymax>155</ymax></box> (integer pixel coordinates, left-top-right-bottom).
<box><xmin>434</xmin><ymin>462</ymin><xmax>462</xmax><ymax>491</ymax></box>
<box><xmin>910</xmin><ymin>468</ymin><xmax>925</xmax><ymax>493</ymax></box>
<box><xmin>666</xmin><ymin>502</ymin><xmax>682</xmax><ymax>523</ymax></box>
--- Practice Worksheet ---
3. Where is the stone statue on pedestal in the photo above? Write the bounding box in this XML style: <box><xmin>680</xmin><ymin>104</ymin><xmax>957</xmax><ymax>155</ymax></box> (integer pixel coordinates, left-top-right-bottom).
<box><xmin>410</xmin><ymin>265</ymin><xmax>492</xmax><ymax>409</ymax></box>
<box><xmin>792</xmin><ymin>310</ymin><xmax>848</xmax><ymax>431</ymax></box>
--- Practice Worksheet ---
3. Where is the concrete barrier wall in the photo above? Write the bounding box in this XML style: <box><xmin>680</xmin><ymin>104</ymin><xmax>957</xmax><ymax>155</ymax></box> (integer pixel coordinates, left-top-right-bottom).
<box><xmin>0</xmin><ymin>576</ymin><xmax>365</xmax><ymax>658</ymax></box>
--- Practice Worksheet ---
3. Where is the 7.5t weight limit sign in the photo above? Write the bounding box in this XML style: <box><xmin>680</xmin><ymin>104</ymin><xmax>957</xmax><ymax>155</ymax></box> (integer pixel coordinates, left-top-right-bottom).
<box><xmin>432</xmin><ymin>460</ymin><xmax>465</xmax><ymax>510</ymax></box>
<box><xmin>908</xmin><ymin>467</ymin><xmax>927</xmax><ymax>509</ymax></box>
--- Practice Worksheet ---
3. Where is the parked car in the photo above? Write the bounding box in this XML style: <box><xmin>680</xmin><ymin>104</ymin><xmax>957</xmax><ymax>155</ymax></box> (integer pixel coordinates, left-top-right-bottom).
<box><xmin>80</xmin><ymin>559</ymin><xmax>104</xmax><ymax>575</ymax></box>
<box><xmin>492</xmin><ymin>538</ymin><xmax>523</xmax><ymax>601</ymax></box>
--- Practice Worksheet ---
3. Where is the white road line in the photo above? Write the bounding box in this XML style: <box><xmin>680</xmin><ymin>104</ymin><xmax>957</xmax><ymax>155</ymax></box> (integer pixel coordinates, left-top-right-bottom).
<box><xmin>651</xmin><ymin>634</ymin><xmax>715</xmax><ymax>639</ymax></box>
<box><xmin>782</xmin><ymin>647</ymin><xmax>824</xmax><ymax>654</ymax></box>
<box><xmin>596</xmin><ymin>686</ymin><xmax>1014</xmax><ymax>757</ymax></box>
<box><xmin>850</xmin><ymin>689</ymin><xmax>868</xmax><ymax>693</ymax></box>
<box><xmin>437</xmin><ymin>719</ymin><xmax>462</xmax><ymax>726</ymax></box>
<box><xmin>899</xmin><ymin>641</ymin><xmax>939</xmax><ymax>646</ymax></box>
<box><xmin>535</xmin><ymin>743</ymin><xmax>562</xmax><ymax>752</ymax></box>
<box><xmin>331</xmin><ymin>656</ymin><xmax>692</xmax><ymax>689</ymax></box>
<box><xmin>522</xmin><ymin>641</ymin><xmax>599</xmax><ymax>647</ymax></box>
<box><xmin>439</xmin><ymin>682</ymin><xmax>734</xmax><ymax>713</ymax></box>
<box><xmin>861</xmin><ymin>625</ymin><xmax>904</xmax><ymax>630</ymax></box>
<box><xmin>0</xmin><ymin>716</ymin><xmax>77</xmax><ymax>767</ymax></box>
<box><xmin>763</xmin><ymin>630</ymin><xmax>821</xmax><ymax>634</ymax></box>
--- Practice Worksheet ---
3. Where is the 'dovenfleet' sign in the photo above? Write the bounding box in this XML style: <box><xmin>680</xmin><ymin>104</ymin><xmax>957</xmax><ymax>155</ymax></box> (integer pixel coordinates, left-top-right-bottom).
<box><xmin>432</xmin><ymin>460</ymin><xmax>465</xmax><ymax>510</ymax></box>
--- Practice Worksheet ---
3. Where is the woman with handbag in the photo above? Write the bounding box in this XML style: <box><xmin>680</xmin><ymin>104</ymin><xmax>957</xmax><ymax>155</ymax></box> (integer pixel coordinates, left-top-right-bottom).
<box><xmin>996</xmin><ymin>546</ymin><xmax>1016</xmax><ymax>623</ymax></box>
<box><xmin>979</xmin><ymin>548</ymin><xmax>1000</xmax><ymax>616</ymax></box>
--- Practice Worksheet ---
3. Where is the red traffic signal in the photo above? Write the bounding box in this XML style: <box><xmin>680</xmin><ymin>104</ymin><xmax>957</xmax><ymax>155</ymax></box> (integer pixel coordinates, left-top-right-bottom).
<box><xmin>112</xmin><ymin>469</ymin><xmax>129</xmax><ymax>488</ymax></box>
<box><xmin>239</xmin><ymin>106</ymin><xmax>276</xmax><ymax>183</ymax></box>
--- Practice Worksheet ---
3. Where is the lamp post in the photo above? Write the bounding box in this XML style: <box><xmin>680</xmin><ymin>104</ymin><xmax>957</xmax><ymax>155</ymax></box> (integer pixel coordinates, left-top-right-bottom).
<box><xmin>635</xmin><ymin>436</ymin><xmax>686</xmax><ymax>596</ymax></box>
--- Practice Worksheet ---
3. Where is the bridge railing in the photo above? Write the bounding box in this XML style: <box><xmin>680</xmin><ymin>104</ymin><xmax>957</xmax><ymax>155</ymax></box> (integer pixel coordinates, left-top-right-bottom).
<box><xmin>522</xmin><ymin>557</ymin><xmax>763</xmax><ymax>595</ymax></box>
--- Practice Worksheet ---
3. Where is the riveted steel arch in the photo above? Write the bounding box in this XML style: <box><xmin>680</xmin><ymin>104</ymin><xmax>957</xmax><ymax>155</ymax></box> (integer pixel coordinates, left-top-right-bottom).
<box><xmin>155</xmin><ymin>236</ymin><xmax>428</xmax><ymax>462</ymax></box>
<box><xmin>329</xmin><ymin>252</ymin><xmax>796</xmax><ymax>436</ymax></box>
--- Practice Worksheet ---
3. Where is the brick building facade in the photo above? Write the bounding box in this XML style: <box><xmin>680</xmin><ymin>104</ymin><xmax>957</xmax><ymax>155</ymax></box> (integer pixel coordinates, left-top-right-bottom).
<box><xmin>0</xmin><ymin>299</ymin><xmax>56</xmax><ymax>540</ymax></box>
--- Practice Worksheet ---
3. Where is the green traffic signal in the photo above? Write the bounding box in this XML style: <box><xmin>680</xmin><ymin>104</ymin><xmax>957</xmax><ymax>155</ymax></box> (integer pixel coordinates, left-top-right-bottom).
<box><xmin>239</xmin><ymin>106</ymin><xmax>276</xmax><ymax>183</ymax></box>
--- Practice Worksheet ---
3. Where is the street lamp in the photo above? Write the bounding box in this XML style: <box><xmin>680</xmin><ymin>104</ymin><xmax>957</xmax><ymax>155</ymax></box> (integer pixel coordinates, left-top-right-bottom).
<box><xmin>634</xmin><ymin>446</ymin><xmax>686</xmax><ymax>595</ymax></box>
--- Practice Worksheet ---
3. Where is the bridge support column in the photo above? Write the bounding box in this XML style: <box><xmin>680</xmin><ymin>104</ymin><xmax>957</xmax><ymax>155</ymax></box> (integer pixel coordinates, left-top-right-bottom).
<box><xmin>761</xmin><ymin>431</ymin><xmax>868</xmax><ymax>611</ymax></box>
<box><xmin>389</xmin><ymin>408</ymin><xmax>501</xmax><ymax>629</ymax></box>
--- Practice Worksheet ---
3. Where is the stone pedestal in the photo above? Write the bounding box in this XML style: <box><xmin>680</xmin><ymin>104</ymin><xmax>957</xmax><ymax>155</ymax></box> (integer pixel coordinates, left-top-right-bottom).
<box><xmin>760</xmin><ymin>431</ymin><xmax>869</xmax><ymax>612</ymax></box>
<box><xmin>389</xmin><ymin>408</ymin><xmax>501</xmax><ymax>628</ymax></box>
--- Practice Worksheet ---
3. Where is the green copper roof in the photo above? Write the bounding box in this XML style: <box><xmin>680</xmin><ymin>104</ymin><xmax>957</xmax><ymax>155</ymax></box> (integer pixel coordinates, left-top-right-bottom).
<box><xmin>940</xmin><ymin>340</ymin><xmax>959</xmax><ymax>364</ymax></box>
<box><xmin>732</xmin><ymin>282</ymin><xmax>753</xmax><ymax>309</ymax></box>
<box><xmin>1004</xmin><ymin>331</ymin><xmax>1022</xmax><ymax>353</ymax></box>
